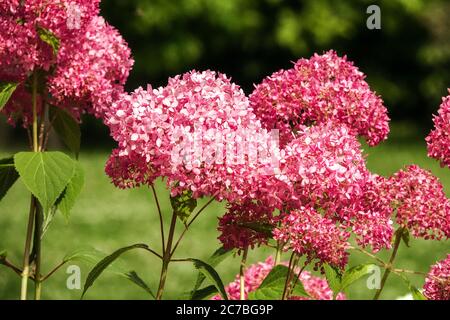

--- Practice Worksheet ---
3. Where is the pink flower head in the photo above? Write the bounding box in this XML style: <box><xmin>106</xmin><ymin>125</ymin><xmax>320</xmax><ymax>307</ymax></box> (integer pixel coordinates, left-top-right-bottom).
<box><xmin>346</xmin><ymin>174</ymin><xmax>394</xmax><ymax>252</ymax></box>
<box><xmin>390</xmin><ymin>165</ymin><xmax>450</xmax><ymax>240</ymax></box>
<box><xmin>423</xmin><ymin>254</ymin><xmax>450</xmax><ymax>300</ymax></box>
<box><xmin>212</xmin><ymin>256</ymin><xmax>346</xmax><ymax>300</ymax></box>
<box><xmin>426</xmin><ymin>91</ymin><xmax>450</xmax><ymax>168</ymax></box>
<box><xmin>106</xmin><ymin>70</ymin><xmax>280</xmax><ymax>202</ymax></box>
<box><xmin>1</xmin><ymin>1</ymin><xmax>133</xmax><ymax>125</ymax></box>
<box><xmin>218</xmin><ymin>201</ymin><xmax>275</xmax><ymax>251</ymax></box>
<box><xmin>249</xmin><ymin>50</ymin><xmax>389</xmax><ymax>146</ymax></box>
<box><xmin>280</xmin><ymin>122</ymin><xmax>369</xmax><ymax>216</ymax></box>
<box><xmin>273</xmin><ymin>207</ymin><xmax>350</xmax><ymax>269</ymax></box>
<box><xmin>48</xmin><ymin>16</ymin><xmax>133</xmax><ymax>119</ymax></box>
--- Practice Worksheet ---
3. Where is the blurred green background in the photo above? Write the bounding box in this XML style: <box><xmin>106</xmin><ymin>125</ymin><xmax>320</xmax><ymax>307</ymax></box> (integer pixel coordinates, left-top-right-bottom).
<box><xmin>0</xmin><ymin>0</ymin><xmax>449</xmax><ymax>300</ymax></box>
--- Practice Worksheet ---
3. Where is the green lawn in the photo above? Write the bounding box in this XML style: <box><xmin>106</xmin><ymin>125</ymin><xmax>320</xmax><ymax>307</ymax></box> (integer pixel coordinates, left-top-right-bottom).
<box><xmin>0</xmin><ymin>135</ymin><xmax>449</xmax><ymax>300</ymax></box>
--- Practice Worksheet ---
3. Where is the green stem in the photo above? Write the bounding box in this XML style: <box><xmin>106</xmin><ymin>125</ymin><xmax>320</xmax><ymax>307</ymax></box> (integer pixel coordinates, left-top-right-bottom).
<box><xmin>33</xmin><ymin>205</ymin><xmax>43</xmax><ymax>300</ymax></box>
<box><xmin>155</xmin><ymin>212</ymin><xmax>177</xmax><ymax>300</ymax></box>
<box><xmin>373</xmin><ymin>227</ymin><xmax>404</xmax><ymax>300</ymax></box>
<box><xmin>282</xmin><ymin>252</ymin><xmax>296</xmax><ymax>300</ymax></box>
<box><xmin>275</xmin><ymin>241</ymin><xmax>282</xmax><ymax>265</ymax></box>
<box><xmin>239</xmin><ymin>247</ymin><xmax>248</xmax><ymax>300</ymax></box>
<box><xmin>20</xmin><ymin>73</ymin><xmax>39</xmax><ymax>300</ymax></box>
<box><xmin>20</xmin><ymin>197</ymin><xmax>36</xmax><ymax>300</ymax></box>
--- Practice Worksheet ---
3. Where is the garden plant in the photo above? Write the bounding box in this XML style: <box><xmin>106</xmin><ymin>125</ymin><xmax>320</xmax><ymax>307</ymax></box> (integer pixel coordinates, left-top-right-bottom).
<box><xmin>0</xmin><ymin>0</ymin><xmax>449</xmax><ymax>301</ymax></box>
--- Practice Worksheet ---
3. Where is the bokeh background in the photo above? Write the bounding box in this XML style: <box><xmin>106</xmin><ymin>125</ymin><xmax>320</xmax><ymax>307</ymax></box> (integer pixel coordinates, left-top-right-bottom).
<box><xmin>0</xmin><ymin>0</ymin><xmax>449</xmax><ymax>300</ymax></box>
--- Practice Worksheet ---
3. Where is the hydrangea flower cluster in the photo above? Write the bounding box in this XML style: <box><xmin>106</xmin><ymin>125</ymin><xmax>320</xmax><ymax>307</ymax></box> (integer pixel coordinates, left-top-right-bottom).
<box><xmin>346</xmin><ymin>174</ymin><xmax>394</xmax><ymax>252</ymax></box>
<box><xmin>218</xmin><ymin>201</ymin><xmax>275</xmax><ymax>250</ymax></box>
<box><xmin>106</xmin><ymin>70</ymin><xmax>279</xmax><ymax>201</ymax></box>
<box><xmin>273</xmin><ymin>207</ymin><xmax>350</xmax><ymax>269</ymax></box>
<box><xmin>426</xmin><ymin>92</ymin><xmax>450</xmax><ymax>168</ymax></box>
<box><xmin>0</xmin><ymin>0</ymin><xmax>133</xmax><ymax>125</ymax></box>
<box><xmin>249</xmin><ymin>50</ymin><xmax>390</xmax><ymax>146</ymax></box>
<box><xmin>389</xmin><ymin>165</ymin><xmax>450</xmax><ymax>240</ymax></box>
<box><xmin>423</xmin><ymin>254</ymin><xmax>450</xmax><ymax>300</ymax></box>
<box><xmin>212</xmin><ymin>256</ymin><xmax>346</xmax><ymax>300</ymax></box>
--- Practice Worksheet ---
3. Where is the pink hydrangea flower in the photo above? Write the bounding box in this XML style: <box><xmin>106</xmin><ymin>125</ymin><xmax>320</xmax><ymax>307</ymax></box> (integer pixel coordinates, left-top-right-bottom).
<box><xmin>426</xmin><ymin>91</ymin><xmax>450</xmax><ymax>168</ymax></box>
<box><xmin>273</xmin><ymin>207</ymin><xmax>350</xmax><ymax>269</ymax></box>
<box><xmin>106</xmin><ymin>70</ymin><xmax>280</xmax><ymax>202</ymax></box>
<box><xmin>212</xmin><ymin>256</ymin><xmax>345</xmax><ymax>300</ymax></box>
<box><xmin>218</xmin><ymin>201</ymin><xmax>275</xmax><ymax>251</ymax></box>
<box><xmin>389</xmin><ymin>165</ymin><xmax>450</xmax><ymax>240</ymax></box>
<box><xmin>346</xmin><ymin>174</ymin><xmax>394</xmax><ymax>252</ymax></box>
<box><xmin>0</xmin><ymin>0</ymin><xmax>133</xmax><ymax>125</ymax></box>
<box><xmin>249</xmin><ymin>50</ymin><xmax>389</xmax><ymax>146</ymax></box>
<box><xmin>423</xmin><ymin>254</ymin><xmax>450</xmax><ymax>300</ymax></box>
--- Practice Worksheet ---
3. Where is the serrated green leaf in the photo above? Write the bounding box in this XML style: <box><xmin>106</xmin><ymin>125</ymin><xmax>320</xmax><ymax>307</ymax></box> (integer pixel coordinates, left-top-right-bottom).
<box><xmin>0</xmin><ymin>82</ymin><xmax>18</xmax><ymax>110</ymax></box>
<box><xmin>341</xmin><ymin>264</ymin><xmax>375</xmax><ymax>290</ymax></box>
<box><xmin>49</xmin><ymin>106</ymin><xmax>81</xmax><ymax>157</ymax></box>
<box><xmin>0</xmin><ymin>157</ymin><xmax>19</xmax><ymax>201</ymax></box>
<box><xmin>410</xmin><ymin>285</ymin><xmax>427</xmax><ymax>300</ymax></box>
<box><xmin>14</xmin><ymin>152</ymin><xmax>76</xmax><ymax>216</ymax></box>
<box><xmin>192</xmin><ymin>247</ymin><xmax>235</xmax><ymax>295</ymax></box>
<box><xmin>248</xmin><ymin>265</ymin><xmax>309</xmax><ymax>300</ymax></box>
<box><xmin>81</xmin><ymin>244</ymin><xmax>152</xmax><ymax>298</ymax></box>
<box><xmin>37</xmin><ymin>27</ymin><xmax>60</xmax><ymax>55</ymax></box>
<box><xmin>188</xmin><ymin>285</ymin><xmax>218</xmax><ymax>300</ymax></box>
<box><xmin>124</xmin><ymin>271</ymin><xmax>156</xmax><ymax>299</ymax></box>
<box><xmin>57</xmin><ymin>161</ymin><xmax>84</xmax><ymax>220</ymax></box>
<box><xmin>170</xmin><ymin>190</ymin><xmax>197</xmax><ymax>224</ymax></box>
<box><xmin>323</xmin><ymin>264</ymin><xmax>342</xmax><ymax>299</ymax></box>
<box><xmin>188</xmin><ymin>258</ymin><xmax>228</xmax><ymax>300</ymax></box>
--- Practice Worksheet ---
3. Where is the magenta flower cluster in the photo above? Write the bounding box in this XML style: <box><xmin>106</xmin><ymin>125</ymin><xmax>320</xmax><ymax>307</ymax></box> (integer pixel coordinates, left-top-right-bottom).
<box><xmin>212</xmin><ymin>256</ymin><xmax>346</xmax><ymax>300</ymax></box>
<box><xmin>423</xmin><ymin>254</ymin><xmax>450</xmax><ymax>300</ymax></box>
<box><xmin>0</xmin><ymin>0</ymin><xmax>133</xmax><ymax>125</ymax></box>
<box><xmin>249</xmin><ymin>50</ymin><xmax>390</xmax><ymax>147</ymax></box>
<box><xmin>426</xmin><ymin>91</ymin><xmax>450</xmax><ymax>168</ymax></box>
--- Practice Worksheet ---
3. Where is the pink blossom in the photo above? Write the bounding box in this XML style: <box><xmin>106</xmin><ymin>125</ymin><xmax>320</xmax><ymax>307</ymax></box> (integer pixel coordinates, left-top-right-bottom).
<box><xmin>212</xmin><ymin>256</ymin><xmax>346</xmax><ymax>300</ymax></box>
<box><xmin>426</xmin><ymin>91</ymin><xmax>450</xmax><ymax>168</ymax></box>
<box><xmin>218</xmin><ymin>201</ymin><xmax>275</xmax><ymax>251</ymax></box>
<box><xmin>249</xmin><ymin>50</ymin><xmax>389</xmax><ymax>146</ymax></box>
<box><xmin>423</xmin><ymin>254</ymin><xmax>450</xmax><ymax>300</ymax></box>
<box><xmin>389</xmin><ymin>165</ymin><xmax>450</xmax><ymax>240</ymax></box>
<box><xmin>0</xmin><ymin>1</ymin><xmax>132</xmax><ymax>125</ymax></box>
<box><xmin>106</xmin><ymin>70</ymin><xmax>279</xmax><ymax>202</ymax></box>
<box><xmin>273</xmin><ymin>207</ymin><xmax>350</xmax><ymax>269</ymax></box>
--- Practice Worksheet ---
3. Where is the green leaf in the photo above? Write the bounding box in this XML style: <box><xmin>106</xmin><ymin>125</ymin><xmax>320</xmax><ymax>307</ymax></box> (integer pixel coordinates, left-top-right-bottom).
<box><xmin>14</xmin><ymin>152</ymin><xmax>76</xmax><ymax>215</ymax></box>
<box><xmin>323</xmin><ymin>264</ymin><xmax>342</xmax><ymax>299</ymax></box>
<box><xmin>37</xmin><ymin>27</ymin><xmax>60</xmax><ymax>55</ymax></box>
<box><xmin>188</xmin><ymin>285</ymin><xmax>218</xmax><ymax>300</ymax></box>
<box><xmin>341</xmin><ymin>264</ymin><xmax>375</xmax><ymax>290</ymax></box>
<box><xmin>81</xmin><ymin>244</ymin><xmax>152</xmax><ymax>298</ymax></box>
<box><xmin>124</xmin><ymin>271</ymin><xmax>156</xmax><ymax>299</ymax></box>
<box><xmin>248</xmin><ymin>265</ymin><xmax>309</xmax><ymax>300</ymax></box>
<box><xmin>399</xmin><ymin>228</ymin><xmax>410</xmax><ymax>248</ymax></box>
<box><xmin>237</xmin><ymin>221</ymin><xmax>274</xmax><ymax>237</ymax></box>
<box><xmin>49</xmin><ymin>106</ymin><xmax>81</xmax><ymax>157</ymax></box>
<box><xmin>188</xmin><ymin>258</ymin><xmax>228</xmax><ymax>300</ymax></box>
<box><xmin>192</xmin><ymin>247</ymin><xmax>235</xmax><ymax>294</ymax></box>
<box><xmin>410</xmin><ymin>285</ymin><xmax>427</xmax><ymax>300</ymax></box>
<box><xmin>56</xmin><ymin>161</ymin><xmax>84</xmax><ymax>220</ymax></box>
<box><xmin>0</xmin><ymin>157</ymin><xmax>19</xmax><ymax>201</ymax></box>
<box><xmin>0</xmin><ymin>82</ymin><xmax>18</xmax><ymax>110</ymax></box>
<box><xmin>170</xmin><ymin>190</ymin><xmax>197</xmax><ymax>224</ymax></box>
<box><xmin>0</xmin><ymin>250</ymin><xmax>7</xmax><ymax>259</ymax></box>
